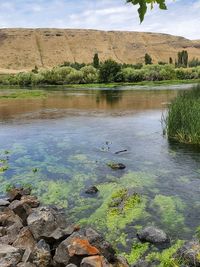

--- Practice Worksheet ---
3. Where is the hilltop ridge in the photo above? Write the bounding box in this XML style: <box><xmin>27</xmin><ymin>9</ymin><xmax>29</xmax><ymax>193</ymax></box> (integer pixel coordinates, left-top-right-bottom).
<box><xmin>0</xmin><ymin>28</ymin><xmax>200</xmax><ymax>72</ymax></box>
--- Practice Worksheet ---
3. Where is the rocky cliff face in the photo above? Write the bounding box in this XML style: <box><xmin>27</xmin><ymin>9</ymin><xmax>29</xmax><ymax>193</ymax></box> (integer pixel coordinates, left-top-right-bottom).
<box><xmin>0</xmin><ymin>28</ymin><xmax>200</xmax><ymax>72</ymax></box>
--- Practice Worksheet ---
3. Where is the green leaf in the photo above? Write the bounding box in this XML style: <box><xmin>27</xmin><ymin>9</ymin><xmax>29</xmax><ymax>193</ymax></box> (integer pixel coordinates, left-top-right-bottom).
<box><xmin>127</xmin><ymin>0</ymin><xmax>168</xmax><ymax>23</ymax></box>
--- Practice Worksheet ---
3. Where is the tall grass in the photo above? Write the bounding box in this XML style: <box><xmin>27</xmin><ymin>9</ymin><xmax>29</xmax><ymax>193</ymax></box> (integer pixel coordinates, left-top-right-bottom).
<box><xmin>165</xmin><ymin>84</ymin><xmax>200</xmax><ymax>144</ymax></box>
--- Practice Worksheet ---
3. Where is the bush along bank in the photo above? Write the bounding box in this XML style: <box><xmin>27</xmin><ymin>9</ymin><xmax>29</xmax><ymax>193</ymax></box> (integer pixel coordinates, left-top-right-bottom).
<box><xmin>1</xmin><ymin>187</ymin><xmax>200</xmax><ymax>267</ymax></box>
<box><xmin>2</xmin><ymin>61</ymin><xmax>200</xmax><ymax>87</ymax></box>
<box><xmin>165</xmin><ymin>84</ymin><xmax>200</xmax><ymax>145</ymax></box>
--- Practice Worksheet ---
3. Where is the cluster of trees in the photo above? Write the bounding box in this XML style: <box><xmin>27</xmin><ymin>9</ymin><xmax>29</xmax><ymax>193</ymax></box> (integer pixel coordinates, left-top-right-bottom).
<box><xmin>188</xmin><ymin>58</ymin><xmax>200</xmax><ymax>67</ymax></box>
<box><xmin>1</xmin><ymin>58</ymin><xmax>200</xmax><ymax>86</ymax></box>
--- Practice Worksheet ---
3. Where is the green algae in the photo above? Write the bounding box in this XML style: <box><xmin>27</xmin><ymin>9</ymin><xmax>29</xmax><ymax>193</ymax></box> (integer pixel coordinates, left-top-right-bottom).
<box><xmin>38</xmin><ymin>180</ymin><xmax>69</xmax><ymax>208</ymax></box>
<box><xmin>0</xmin><ymin>165</ymin><xmax>9</xmax><ymax>173</ymax></box>
<box><xmin>146</xmin><ymin>240</ymin><xmax>184</xmax><ymax>267</ymax></box>
<box><xmin>81</xmin><ymin>183</ymin><xmax>149</xmax><ymax>245</ymax></box>
<box><xmin>120</xmin><ymin>171</ymin><xmax>156</xmax><ymax>189</ymax></box>
<box><xmin>152</xmin><ymin>195</ymin><xmax>186</xmax><ymax>233</ymax></box>
<box><xmin>122</xmin><ymin>242</ymin><xmax>149</xmax><ymax>265</ymax></box>
<box><xmin>0</xmin><ymin>90</ymin><xmax>47</xmax><ymax>99</ymax></box>
<box><xmin>195</xmin><ymin>226</ymin><xmax>200</xmax><ymax>240</ymax></box>
<box><xmin>178</xmin><ymin>176</ymin><xmax>190</xmax><ymax>184</ymax></box>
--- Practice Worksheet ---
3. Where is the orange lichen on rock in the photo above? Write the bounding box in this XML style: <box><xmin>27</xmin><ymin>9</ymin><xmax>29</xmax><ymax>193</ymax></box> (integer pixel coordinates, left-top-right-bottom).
<box><xmin>68</xmin><ymin>238</ymin><xmax>100</xmax><ymax>257</ymax></box>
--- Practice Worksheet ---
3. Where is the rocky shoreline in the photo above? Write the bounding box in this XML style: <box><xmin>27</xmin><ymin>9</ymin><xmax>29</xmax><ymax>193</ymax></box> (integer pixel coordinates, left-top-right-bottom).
<box><xmin>0</xmin><ymin>187</ymin><xmax>200</xmax><ymax>267</ymax></box>
<box><xmin>0</xmin><ymin>187</ymin><xmax>129</xmax><ymax>267</ymax></box>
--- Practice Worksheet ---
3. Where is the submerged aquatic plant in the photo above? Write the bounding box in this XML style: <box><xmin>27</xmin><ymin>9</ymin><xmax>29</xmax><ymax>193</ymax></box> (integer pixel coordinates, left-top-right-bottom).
<box><xmin>122</xmin><ymin>242</ymin><xmax>149</xmax><ymax>265</ymax></box>
<box><xmin>164</xmin><ymin>85</ymin><xmax>200</xmax><ymax>144</ymax></box>
<box><xmin>0</xmin><ymin>165</ymin><xmax>9</xmax><ymax>173</ymax></box>
<box><xmin>80</xmin><ymin>183</ymin><xmax>149</xmax><ymax>246</ymax></box>
<box><xmin>146</xmin><ymin>240</ymin><xmax>184</xmax><ymax>267</ymax></box>
<box><xmin>152</xmin><ymin>195</ymin><xmax>186</xmax><ymax>233</ymax></box>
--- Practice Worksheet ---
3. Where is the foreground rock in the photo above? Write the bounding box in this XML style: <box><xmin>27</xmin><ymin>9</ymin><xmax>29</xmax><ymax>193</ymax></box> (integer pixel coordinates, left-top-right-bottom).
<box><xmin>137</xmin><ymin>226</ymin><xmax>169</xmax><ymax>245</ymax></box>
<box><xmin>0</xmin><ymin>187</ymin><xmax>127</xmax><ymax>267</ymax></box>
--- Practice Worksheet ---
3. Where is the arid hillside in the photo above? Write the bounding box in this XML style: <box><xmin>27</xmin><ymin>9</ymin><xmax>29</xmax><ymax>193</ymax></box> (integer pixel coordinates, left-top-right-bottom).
<box><xmin>0</xmin><ymin>28</ymin><xmax>200</xmax><ymax>72</ymax></box>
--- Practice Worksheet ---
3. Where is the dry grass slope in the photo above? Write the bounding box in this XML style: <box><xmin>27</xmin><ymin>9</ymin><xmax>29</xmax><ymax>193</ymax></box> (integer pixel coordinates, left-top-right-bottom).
<box><xmin>0</xmin><ymin>28</ymin><xmax>200</xmax><ymax>73</ymax></box>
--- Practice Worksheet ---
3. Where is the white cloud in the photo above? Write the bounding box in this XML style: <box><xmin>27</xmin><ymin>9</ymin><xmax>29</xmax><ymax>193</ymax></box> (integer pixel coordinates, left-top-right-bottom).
<box><xmin>0</xmin><ymin>0</ymin><xmax>199</xmax><ymax>39</ymax></box>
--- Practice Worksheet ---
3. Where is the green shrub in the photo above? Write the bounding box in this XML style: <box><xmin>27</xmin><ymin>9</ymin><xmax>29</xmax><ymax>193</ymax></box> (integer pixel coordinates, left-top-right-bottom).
<box><xmin>80</xmin><ymin>66</ymin><xmax>98</xmax><ymax>83</ymax></box>
<box><xmin>122</xmin><ymin>68</ymin><xmax>145</xmax><ymax>82</ymax></box>
<box><xmin>99</xmin><ymin>59</ymin><xmax>121</xmax><ymax>83</ymax></box>
<box><xmin>65</xmin><ymin>69</ymin><xmax>84</xmax><ymax>84</ymax></box>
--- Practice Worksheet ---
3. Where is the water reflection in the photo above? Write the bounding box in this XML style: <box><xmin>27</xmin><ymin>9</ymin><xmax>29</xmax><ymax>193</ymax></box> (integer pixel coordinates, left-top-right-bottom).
<box><xmin>0</xmin><ymin>89</ymin><xmax>177</xmax><ymax>120</ymax></box>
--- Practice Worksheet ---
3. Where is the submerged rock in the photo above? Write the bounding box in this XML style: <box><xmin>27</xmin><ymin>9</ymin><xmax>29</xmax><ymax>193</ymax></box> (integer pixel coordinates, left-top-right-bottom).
<box><xmin>107</xmin><ymin>162</ymin><xmax>126</xmax><ymax>170</ymax></box>
<box><xmin>175</xmin><ymin>240</ymin><xmax>200</xmax><ymax>266</ymax></box>
<box><xmin>85</xmin><ymin>186</ymin><xmax>99</xmax><ymax>195</ymax></box>
<box><xmin>137</xmin><ymin>226</ymin><xmax>169</xmax><ymax>244</ymax></box>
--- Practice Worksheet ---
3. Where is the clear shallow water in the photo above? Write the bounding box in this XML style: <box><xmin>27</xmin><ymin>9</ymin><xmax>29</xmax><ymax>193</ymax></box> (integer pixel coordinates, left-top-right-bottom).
<box><xmin>0</xmin><ymin>86</ymin><xmax>200</xmax><ymax>253</ymax></box>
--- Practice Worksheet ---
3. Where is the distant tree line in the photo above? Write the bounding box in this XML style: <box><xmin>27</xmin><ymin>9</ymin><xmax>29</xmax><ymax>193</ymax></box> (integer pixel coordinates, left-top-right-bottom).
<box><xmin>1</xmin><ymin>51</ymin><xmax>200</xmax><ymax>86</ymax></box>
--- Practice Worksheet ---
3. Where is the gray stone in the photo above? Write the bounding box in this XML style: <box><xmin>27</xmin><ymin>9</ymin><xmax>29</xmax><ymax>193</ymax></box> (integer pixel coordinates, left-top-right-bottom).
<box><xmin>85</xmin><ymin>186</ymin><xmax>99</xmax><ymax>195</ymax></box>
<box><xmin>0</xmin><ymin>199</ymin><xmax>10</xmax><ymax>207</ymax></box>
<box><xmin>9</xmin><ymin>200</ymin><xmax>31</xmax><ymax>225</ymax></box>
<box><xmin>137</xmin><ymin>226</ymin><xmax>169</xmax><ymax>244</ymax></box>
<box><xmin>27</xmin><ymin>206</ymin><xmax>68</xmax><ymax>241</ymax></box>
<box><xmin>81</xmin><ymin>256</ymin><xmax>110</xmax><ymax>267</ymax></box>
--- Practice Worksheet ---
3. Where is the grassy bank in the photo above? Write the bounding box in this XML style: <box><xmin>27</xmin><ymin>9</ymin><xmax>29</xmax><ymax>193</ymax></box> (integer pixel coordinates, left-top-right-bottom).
<box><xmin>0</xmin><ymin>89</ymin><xmax>47</xmax><ymax>99</ymax></box>
<box><xmin>165</xmin><ymin>84</ymin><xmax>200</xmax><ymax>144</ymax></box>
<box><xmin>64</xmin><ymin>79</ymin><xmax>200</xmax><ymax>89</ymax></box>
<box><xmin>0</xmin><ymin>79</ymin><xmax>199</xmax><ymax>91</ymax></box>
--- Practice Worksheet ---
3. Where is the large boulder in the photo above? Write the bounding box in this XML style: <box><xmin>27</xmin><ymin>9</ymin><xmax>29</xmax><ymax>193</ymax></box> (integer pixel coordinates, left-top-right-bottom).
<box><xmin>175</xmin><ymin>240</ymin><xmax>200</xmax><ymax>266</ymax></box>
<box><xmin>54</xmin><ymin>233</ymin><xmax>100</xmax><ymax>266</ymax></box>
<box><xmin>27</xmin><ymin>206</ymin><xmax>70</xmax><ymax>241</ymax></box>
<box><xmin>137</xmin><ymin>227</ymin><xmax>169</xmax><ymax>244</ymax></box>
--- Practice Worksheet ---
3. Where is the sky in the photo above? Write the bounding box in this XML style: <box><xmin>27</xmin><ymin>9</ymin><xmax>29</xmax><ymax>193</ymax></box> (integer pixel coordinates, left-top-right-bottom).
<box><xmin>0</xmin><ymin>0</ymin><xmax>199</xmax><ymax>40</ymax></box>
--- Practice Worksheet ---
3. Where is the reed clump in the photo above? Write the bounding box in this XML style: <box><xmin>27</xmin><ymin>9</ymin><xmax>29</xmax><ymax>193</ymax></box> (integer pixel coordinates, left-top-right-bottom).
<box><xmin>165</xmin><ymin>84</ymin><xmax>200</xmax><ymax>144</ymax></box>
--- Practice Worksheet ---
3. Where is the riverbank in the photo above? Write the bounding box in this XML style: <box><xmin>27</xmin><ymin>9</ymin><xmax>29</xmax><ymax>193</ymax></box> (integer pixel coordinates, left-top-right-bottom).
<box><xmin>0</xmin><ymin>187</ymin><xmax>200</xmax><ymax>267</ymax></box>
